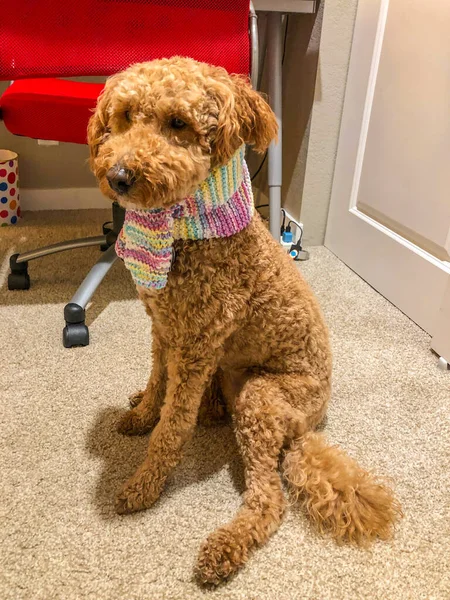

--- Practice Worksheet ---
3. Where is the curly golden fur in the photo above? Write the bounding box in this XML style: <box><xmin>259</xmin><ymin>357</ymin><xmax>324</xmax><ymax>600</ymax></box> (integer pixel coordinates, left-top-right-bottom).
<box><xmin>88</xmin><ymin>57</ymin><xmax>402</xmax><ymax>586</ymax></box>
<box><xmin>88</xmin><ymin>57</ymin><xmax>276</xmax><ymax>208</ymax></box>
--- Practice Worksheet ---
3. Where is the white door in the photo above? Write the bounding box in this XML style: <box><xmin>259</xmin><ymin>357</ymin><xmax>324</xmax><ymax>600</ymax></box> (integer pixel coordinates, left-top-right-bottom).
<box><xmin>325</xmin><ymin>0</ymin><xmax>450</xmax><ymax>364</ymax></box>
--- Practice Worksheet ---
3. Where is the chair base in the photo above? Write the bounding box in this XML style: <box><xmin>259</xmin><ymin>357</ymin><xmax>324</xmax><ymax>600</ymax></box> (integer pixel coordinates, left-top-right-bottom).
<box><xmin>8</xmin><ymin>254</ymin><xmax>31</xmax><ymax>290</ymax></box>
<box><xmin>63</xmin><ymin>322</ymin><xmax>90</xmax><ymax>348</ymax></box>
<box><xmin>8</xmin><ymin>202</ymin><xmax>125</xmax><ymax>348</ymax></box>
<box><xmin>63</xmin><ymin>243</ymin><xmax>118</xmax><ymax>348</ymax></box>
<box><xmin>62</xmin><ymin>303</ymin><xmax>89</xmax><ymax>348</ymax></box>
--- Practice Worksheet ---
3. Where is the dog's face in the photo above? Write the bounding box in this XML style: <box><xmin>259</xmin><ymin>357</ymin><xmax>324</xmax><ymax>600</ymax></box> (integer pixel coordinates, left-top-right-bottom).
<box><xmin>88</xmin><ymin>57</ymin><xmax>277</xmax><ymax>209</ymax></box>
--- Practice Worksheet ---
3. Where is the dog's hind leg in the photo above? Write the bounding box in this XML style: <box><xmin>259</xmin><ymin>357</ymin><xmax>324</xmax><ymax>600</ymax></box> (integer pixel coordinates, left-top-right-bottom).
<box><xmin>196</xmin><ymin>374</ymin><xmax>289</xmax><ymax>585</ymax></box>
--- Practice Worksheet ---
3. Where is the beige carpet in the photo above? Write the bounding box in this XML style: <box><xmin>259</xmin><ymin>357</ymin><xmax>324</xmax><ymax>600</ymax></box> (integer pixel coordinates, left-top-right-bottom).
<box><xmin>1</xmin><ymin>210</ymin><xmax>449</xmax><ymax>600</ymax></box>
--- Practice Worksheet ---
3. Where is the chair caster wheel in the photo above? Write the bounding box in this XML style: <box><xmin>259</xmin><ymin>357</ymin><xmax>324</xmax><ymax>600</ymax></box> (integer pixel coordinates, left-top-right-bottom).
<box><xmin>63</xmin><ymin>303</ymin><xmax>89</xmax><ymax>348</ymax></box>
<box><xmin>8</xmin><ymin>272</ymin><xmax>31</xmax><ymax>290</ymax></box>
<box><xmin>8</xmin><ymin>253</ymin><xmax>30</xmax><ymax>290</ymax></box>
<box><xmin>63</xmin><ymin>323</ymin><xmax>89</xmax><ymax>348</ymax></box>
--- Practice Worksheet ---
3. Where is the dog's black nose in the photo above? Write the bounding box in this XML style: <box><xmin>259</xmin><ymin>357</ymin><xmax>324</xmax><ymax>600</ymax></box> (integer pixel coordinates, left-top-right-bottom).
<box><xmin>106</xmin><ymin>167</ymin><xmax>135</xmax><ymax>195</ymax></box>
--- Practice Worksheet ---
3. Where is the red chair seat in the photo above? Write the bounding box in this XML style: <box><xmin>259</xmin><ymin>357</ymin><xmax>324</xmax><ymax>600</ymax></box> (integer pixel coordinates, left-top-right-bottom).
<box><xmin>0</xmin><ymin>79</ymin><xmax>104</xmax><ymax>144</ymax></box>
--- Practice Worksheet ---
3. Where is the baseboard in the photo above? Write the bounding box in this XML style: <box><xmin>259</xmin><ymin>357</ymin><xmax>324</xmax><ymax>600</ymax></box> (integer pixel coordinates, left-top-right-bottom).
<box><xmin>19</xmin><ymin>187</ymin><xmax>110</xmax><ymax>211</ymax></box>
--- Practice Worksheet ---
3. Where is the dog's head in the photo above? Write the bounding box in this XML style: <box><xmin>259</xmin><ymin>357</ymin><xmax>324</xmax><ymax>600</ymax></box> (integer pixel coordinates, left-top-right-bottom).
<box><xmin>88</xmin><ymin>57</ymin><xmax>277</xmax><ymax>209</ymax></box>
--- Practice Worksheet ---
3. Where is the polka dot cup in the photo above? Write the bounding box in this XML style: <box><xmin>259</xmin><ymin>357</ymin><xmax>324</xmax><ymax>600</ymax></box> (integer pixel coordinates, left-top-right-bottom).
<box><xmin>0</xmin><ymin>149</ymin><xmax>20</xmax><ymax>227</ymax></box>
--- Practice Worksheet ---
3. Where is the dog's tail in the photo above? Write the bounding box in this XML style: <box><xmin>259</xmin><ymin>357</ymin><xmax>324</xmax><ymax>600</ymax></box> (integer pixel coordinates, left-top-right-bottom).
<box><xmin>282</xmin><ymin>432</ymin><xmax>402</xmax><ymax>545</ymax></box>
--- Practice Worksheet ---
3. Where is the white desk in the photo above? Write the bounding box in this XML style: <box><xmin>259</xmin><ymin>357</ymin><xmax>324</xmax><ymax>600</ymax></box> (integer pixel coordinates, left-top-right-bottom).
<box><xmin>252</xmin><ymin>0</ymin><xmax>317</xmax><ymax>237</ymax></box>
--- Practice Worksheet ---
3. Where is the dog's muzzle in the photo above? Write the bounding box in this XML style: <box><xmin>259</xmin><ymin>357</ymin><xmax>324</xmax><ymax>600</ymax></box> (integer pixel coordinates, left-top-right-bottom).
<box><xmin>106</xmin><ymin>166</ymin><xmax>136</xmax><ymax>195</ymax></box>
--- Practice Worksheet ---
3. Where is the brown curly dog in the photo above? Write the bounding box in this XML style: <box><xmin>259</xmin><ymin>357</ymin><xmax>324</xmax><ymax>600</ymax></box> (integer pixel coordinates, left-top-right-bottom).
<box><xmin>88</xmin><ymin>57</ymin><xmax>401</xmax><ymax>585</ymax></box>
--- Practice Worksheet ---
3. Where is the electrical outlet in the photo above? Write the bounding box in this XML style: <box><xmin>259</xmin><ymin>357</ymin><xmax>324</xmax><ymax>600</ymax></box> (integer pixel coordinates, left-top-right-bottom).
<box><xmin>279</xmin><ymin>209</ymin><xmax>309</xmax><ymax>261</ymax></box>
<box><xmin>280</xmin><ymin>239</ymin><xmax>294</xmax><ymax>253</ymax></box>
<box><xmin>281</xmin><ymin>209</ymin><xmax>303</xmax><ymax>245</ymax></box>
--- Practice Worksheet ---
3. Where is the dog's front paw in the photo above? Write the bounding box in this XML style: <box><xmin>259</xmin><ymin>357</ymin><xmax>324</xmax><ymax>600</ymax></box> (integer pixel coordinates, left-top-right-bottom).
<box><xmin>117</xmin><ymin>408</ymin><xmax>154</xmax><ymax>436</ymax></box>
<box><xmin>115</xmin><ymin>485</ymin><xmax>146</xmax><ymax>515</ymax></box>
<box><xmin>128</xmin><ymin>390</ymin><xmax>145</xmax><ymax>408</ymax></box>
<box><xmin>115</xmin><ymin>472</ymin><xmax>162</xmax><ymax>515</ymax></box>
<box><xmin>196</xmin><ymin>528</ymin><xmax>249</xmax><ymax>586</ymax></box>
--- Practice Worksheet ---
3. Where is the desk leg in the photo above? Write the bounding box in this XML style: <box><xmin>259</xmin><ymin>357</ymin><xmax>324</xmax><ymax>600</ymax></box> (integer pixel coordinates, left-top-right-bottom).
<box><xmin>267</xmin><ymin>12</ymin><xmax>283</xmax><ymax>240</ymax></box>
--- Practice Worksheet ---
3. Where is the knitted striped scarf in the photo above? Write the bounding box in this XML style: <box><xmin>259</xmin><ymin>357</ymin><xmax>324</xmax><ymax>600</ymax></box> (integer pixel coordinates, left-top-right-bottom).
<box><xmin>115</xmin><ymin>146</ymin><xmax>254</xmax><ymax>289</ymax></box>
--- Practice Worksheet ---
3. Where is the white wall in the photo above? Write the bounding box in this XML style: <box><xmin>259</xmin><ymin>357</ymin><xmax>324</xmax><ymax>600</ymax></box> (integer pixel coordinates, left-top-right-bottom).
<box><xmin>300</xmin><ymin>0</ymin><xmax>359</xmax><ymax>245</ymax></box>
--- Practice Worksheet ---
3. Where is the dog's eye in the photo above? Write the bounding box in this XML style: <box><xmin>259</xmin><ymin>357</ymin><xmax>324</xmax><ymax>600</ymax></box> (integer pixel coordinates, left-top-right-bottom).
<box><xmin>124</xmin><ymin>110</ymin><xmax>131</xmax><ymax>122</ymax></box>
<box><xmin>170</xmin><ymin>117</ymin><xmax>186</xmax><ymax>130</ymax></box>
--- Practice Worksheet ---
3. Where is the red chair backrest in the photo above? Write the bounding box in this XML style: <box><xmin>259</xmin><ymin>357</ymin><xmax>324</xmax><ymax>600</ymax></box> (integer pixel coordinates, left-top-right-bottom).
<box><xmin>0</xmin><ymin>0</ymin><xmax>250</xmax><ymax>80</ymax></box>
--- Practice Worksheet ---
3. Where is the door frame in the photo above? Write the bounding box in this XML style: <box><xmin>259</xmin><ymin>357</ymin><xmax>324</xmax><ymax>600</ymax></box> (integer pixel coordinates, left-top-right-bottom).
<box><xmin>325</xmin><ymin>0</ymin><xmax>450</xmax><ymax>344</ymax></box>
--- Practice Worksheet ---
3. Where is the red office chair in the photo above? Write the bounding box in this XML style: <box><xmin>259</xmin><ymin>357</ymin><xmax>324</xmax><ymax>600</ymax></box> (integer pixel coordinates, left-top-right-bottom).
<box><xmin>0</xmin><ymin>0</ymin><xmax>258</xmax><ymax>347</ymax></box>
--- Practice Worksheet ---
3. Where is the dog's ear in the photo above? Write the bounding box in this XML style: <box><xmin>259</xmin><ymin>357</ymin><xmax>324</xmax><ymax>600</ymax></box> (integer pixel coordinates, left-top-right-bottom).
<box><xmin>87</xmin><ymin>76</ymin><xmax>117</xmax><ymax>166</ymax></box>
<box><xmin>232</xmin><ymin>75</ymin><xmax>279</xmax><ymax>153</ymax></box>
<box><xmin>210</xmin><ymin>74</ymin><xmax>278</xmax><ymax>166</ymax></box>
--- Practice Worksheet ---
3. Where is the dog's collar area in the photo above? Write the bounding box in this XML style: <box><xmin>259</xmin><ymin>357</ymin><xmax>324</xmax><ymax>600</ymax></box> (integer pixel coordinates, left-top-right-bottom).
<box><xmin>116</xmin><ymin>146</ymin><xmax>254</xmax><ymax>289</ymax></box>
